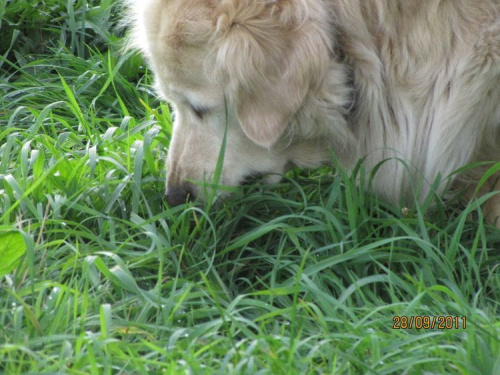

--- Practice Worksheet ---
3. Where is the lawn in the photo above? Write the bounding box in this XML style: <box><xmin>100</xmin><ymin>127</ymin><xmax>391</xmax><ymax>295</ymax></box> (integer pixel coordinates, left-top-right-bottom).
<box><xmin>1</xmin><ymin>1</ymin><xmax>499</xmax><ymax>374</ymax></box>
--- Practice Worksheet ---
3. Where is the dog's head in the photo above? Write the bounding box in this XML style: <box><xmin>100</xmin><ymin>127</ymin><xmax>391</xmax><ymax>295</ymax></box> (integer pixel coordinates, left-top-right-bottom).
<box><xmin>127</xmin><ymin>0</ymin><xmax>353</xmax><ymax>205</ymax></box>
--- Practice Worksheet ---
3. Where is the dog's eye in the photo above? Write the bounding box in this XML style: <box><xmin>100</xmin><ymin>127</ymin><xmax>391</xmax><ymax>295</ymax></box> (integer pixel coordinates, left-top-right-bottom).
<box><xmin>189</xmin><ymin>103</ymin><xmax>210</xmax><ymax>119</ymax></box>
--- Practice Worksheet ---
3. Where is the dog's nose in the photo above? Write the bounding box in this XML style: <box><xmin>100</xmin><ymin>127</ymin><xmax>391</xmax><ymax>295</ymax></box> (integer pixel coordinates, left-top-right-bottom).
<box><xmin>165</xmin><ymin>185</ymin><xmax>194</xmax><ymax>206</ymax></box>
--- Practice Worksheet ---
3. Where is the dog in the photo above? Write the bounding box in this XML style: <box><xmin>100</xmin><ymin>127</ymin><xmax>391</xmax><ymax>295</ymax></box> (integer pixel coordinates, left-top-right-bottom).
<box><xmin>125</xmin><ymin>0</ymin><xmax>500</xmax><ymax>225</ymax></box>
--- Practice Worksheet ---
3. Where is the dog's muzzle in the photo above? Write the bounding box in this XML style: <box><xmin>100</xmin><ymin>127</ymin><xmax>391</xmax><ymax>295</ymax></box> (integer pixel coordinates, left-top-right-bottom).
<box><xmin>165</xmin><ymin>185</ymin><xmax>194</xmax><ymax>206</ymax></box>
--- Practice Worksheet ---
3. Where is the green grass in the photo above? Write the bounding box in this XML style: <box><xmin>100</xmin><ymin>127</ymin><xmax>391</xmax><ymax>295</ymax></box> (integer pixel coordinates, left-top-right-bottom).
<box><xmin>1</xmin><ymin>1</ymin><xmax>500</xmax><ymax>374</ymax></box>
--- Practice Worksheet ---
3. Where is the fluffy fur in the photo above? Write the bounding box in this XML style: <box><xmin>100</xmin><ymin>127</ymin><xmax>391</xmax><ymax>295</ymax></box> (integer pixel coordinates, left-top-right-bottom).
<box><xmin>125</xmin><ymin>0</ymin><xmax>500</xmax><ymax>224</ymax></box>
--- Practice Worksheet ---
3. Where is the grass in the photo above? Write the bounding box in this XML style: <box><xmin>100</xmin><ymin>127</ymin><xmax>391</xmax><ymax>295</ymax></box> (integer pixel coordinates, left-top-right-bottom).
<box><xmin>1</xmin><ymin>1</ymin><xmax>499</xmax><ymax>374</ymax></box>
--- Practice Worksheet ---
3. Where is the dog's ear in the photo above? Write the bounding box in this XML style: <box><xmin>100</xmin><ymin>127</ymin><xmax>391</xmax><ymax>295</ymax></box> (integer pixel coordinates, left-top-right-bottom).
<box><xmin>212</xmin><ymin>0</ymin><xmax>331</xmax><ymax>148</ymax></box>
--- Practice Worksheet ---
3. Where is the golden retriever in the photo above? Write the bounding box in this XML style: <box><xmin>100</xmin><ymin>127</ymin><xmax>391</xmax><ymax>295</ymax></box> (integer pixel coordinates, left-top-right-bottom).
<box><xmin>125</xmin><ymin>0</ymin><xmax>500</xmax><ymax>224</ymax></box>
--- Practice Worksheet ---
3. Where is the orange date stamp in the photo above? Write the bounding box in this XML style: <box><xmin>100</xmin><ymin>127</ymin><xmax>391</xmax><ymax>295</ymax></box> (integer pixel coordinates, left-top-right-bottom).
<box><xmin>393</xmin><ymin>316</ymin><xmax>467</xmax><ymax>330</ymax></box>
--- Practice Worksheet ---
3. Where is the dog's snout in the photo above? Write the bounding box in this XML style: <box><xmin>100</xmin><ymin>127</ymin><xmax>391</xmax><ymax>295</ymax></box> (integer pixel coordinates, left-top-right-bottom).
<box><xmin>165</xmin><ymin>185</ymin><xmax>194</xmax><ymax>206</ymax></box>
<box><xmin>241</xmin><ymin>172</ymin><xmax>265</xmax><ymax>185</ymax></box>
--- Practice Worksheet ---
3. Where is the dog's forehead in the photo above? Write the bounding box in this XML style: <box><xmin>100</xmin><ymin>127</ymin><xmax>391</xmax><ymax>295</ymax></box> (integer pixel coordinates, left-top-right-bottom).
<box><xmin>160</xmin><ymin>0</ymin><xmax>215</xmax><ymax>49</ymax></box>
<box><xmin>139</xmin><ymin>0</ymin><xmax>218</xmax><ymax>87</ymax></box>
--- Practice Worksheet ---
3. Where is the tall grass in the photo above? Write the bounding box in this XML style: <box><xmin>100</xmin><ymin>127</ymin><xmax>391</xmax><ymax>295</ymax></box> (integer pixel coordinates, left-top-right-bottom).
<box><xmin>1</xmin><ymin>1</ymin><xmax>499</xmax><ymax>374</ymax></box>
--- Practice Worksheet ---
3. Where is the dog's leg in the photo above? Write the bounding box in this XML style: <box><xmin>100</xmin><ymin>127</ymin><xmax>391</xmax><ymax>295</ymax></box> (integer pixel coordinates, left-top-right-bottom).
<box><xmin>479</xmin><ymin>178</ymin><xmax>500</xmax><ymax>228</ymax></box>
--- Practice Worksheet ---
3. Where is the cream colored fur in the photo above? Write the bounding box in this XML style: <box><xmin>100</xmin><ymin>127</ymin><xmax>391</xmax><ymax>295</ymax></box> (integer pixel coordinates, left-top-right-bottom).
<box><xmin>125</xmin><ymin>0</ymin><xmax>500</xmax><ymax>224</ymax></box>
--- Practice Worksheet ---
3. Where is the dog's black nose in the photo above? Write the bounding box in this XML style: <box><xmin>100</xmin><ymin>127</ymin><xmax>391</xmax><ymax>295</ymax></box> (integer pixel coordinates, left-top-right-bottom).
<box><xmin>165</xmin><ymin>186</ymin><xmax>194</xmax><ymax>206</ymax></box>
